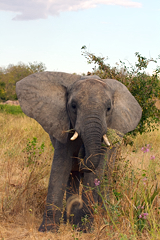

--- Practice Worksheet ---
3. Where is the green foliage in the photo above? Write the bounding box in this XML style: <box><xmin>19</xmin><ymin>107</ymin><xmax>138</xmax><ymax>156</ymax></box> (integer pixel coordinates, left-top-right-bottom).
<box><xmin>0</xmin><ymin>104</ymin><xmax>23</xmax><ymax>114</ymax></box>
<box><xmin>81</xmin><ymin>46</ymin><xmax>160</xmax><ymax>136</ymax></box>
<box><xmin>128</xmin><ymin>72</ymin><xmax>160</xmax><ymax>135</ymax></box>
<box><xmin>23</xmin><ymin>137</ymin><xmax>45</xmax><ymax>167</ymax></box>
<box><xmin>0</xmin><ymin>82</ymin><xmax>6</xmax><ymax>100</ymax></box>
<box><xmin>106</xmin><ymin>128</ymin><xmax>123</xmax><ymax>146</ymax></box>
<box><xmin>0</xmin><ymin>61</ymin><xmax>46</xmax><ymax>101</ymax></box>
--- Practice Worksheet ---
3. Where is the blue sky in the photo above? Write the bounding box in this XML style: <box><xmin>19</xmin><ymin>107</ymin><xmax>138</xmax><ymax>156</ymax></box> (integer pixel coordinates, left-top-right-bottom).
<box><xmin>0</xmin><ymin>0</ymin><xmax>160</xmax><ymax>74</ymax></box>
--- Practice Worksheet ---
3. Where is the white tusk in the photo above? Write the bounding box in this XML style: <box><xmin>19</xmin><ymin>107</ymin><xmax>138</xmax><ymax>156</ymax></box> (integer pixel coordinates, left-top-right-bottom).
<box><xmin>70</xmin><ymin>131</ymin><xmax>78</xmax><ymax>141</ymax></box>
<box><xmin>103</xmin><ymin>134</ymin><xmax>110</xmax><ymax>146</ymax></box>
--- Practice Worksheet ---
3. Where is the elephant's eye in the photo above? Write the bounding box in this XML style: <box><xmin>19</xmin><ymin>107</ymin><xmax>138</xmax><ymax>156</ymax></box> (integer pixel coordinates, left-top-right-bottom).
<box><xmin>106</xmin><ymin>99</ymin><xmax>111</xmax><ymax>113</ymax></box>
<box><xmin>72</xmin><ymin>102</ymin><xmax>76</xmax><ymax>109</ymax></box>
<box><xmin>71</xmin><ymin>102</ymin><xmax>77</xmax><ymax>112</ymax></box>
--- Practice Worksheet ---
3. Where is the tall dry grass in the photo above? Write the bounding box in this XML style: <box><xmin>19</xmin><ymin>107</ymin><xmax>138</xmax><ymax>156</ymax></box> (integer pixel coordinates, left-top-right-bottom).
<box><xmin>0</xmin><ymin>112</ymin><xmax>160</xmax><ymax>239</ymax></box>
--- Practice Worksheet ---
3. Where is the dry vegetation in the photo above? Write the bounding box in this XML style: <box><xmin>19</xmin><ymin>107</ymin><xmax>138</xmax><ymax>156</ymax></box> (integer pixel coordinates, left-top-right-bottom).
<box><xmin>1</xmin><ymin>112</ymin><xmax>160</xmax><ymax>239</ymax></box>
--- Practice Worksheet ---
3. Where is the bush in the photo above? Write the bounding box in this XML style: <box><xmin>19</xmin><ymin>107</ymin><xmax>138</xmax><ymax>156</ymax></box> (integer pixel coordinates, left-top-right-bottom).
<box><xmin>81</xmin><ymin>46</ymin><xmax>160</xmax><ymax>136</ymax></box>
<box><xmin>0</xmin><ymin>104</ymin><xmax>23</xmax><ymax>115</ymax></box>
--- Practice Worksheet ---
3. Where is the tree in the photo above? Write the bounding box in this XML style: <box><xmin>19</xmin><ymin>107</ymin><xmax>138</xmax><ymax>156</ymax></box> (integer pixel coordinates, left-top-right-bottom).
<box><xmin>0</xmin><ymin>62</ymin><xmax>46</xmax><ymax>101</ymax></box>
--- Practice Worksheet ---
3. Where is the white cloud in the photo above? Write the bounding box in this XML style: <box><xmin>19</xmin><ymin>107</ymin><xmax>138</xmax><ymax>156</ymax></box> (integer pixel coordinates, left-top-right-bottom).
<box><xmin>0</xmin><ymin>0</ymin><xmax>142</xmax><ymax>20</ymax></box>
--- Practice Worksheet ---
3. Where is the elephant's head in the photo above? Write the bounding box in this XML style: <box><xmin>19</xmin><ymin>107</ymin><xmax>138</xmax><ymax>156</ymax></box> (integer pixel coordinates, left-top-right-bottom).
<box><xmin>16</xmin><ymin>72</ymin><xmax>142</xmax><ymax>171</ymax></box>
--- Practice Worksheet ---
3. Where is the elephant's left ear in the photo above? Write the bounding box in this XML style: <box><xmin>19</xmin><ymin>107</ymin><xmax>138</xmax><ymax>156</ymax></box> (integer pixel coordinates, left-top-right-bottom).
<box><xmin>104</xmin><ymin>79</ymin><xmax>142</xmax><ymax>134</ymax></box>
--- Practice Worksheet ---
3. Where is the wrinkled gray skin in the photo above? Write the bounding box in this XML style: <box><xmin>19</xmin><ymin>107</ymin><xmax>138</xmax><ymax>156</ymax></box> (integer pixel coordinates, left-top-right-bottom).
<box><xmin>16</xmin><ymin>72</ymin><xmax>142</xmax><ymax>231</ymax></box>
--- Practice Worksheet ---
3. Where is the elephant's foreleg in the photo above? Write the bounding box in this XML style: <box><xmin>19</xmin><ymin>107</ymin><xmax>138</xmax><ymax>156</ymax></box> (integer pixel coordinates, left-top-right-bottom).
<box><xmin>74</xmin><ymin>153</ymin><xmax>105</xmax><ymax>230</ymax></box>
<box><xmin>39</xmin><ymin>140</ymin><xmax>72</xmax><ymax>232</ymax></box>
<box><xmin>73</xmin><ymin>171</ymin><xmax>98</xmax><ymax>230</ymax></box>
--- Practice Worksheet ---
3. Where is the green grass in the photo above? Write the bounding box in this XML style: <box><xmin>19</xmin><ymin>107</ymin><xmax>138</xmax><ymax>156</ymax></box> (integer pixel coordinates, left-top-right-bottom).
<box><xmin>0</xmin><ymin>104</ymin><xmax>23</xmax><ymax>115</ymax></box>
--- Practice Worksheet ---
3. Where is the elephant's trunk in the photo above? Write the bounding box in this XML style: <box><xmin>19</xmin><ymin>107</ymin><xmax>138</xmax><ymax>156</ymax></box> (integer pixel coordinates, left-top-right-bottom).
<box><xmin>80</xmin><ymin>115</ymin><xmax>103</xmax><ymax>172</ymax></box>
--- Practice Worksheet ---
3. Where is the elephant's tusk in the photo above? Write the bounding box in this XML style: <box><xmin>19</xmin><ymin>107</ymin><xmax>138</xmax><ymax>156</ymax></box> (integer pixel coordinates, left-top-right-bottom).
<box><xmin>103</xmin><ymin>134</ymin><xmax>110</xmax><ymax>146</ymax></box>
<box><xmin>70</xmin><ymin>131</ymin><xmax>78</xmax><ymax>141</ymax></box>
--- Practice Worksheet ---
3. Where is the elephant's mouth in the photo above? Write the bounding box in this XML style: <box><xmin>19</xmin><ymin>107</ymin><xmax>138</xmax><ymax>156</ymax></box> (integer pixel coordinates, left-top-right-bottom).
<box><xmin>70</xmin><ymin>130</ymin><xmax>111</xmax><ymax>173</ymax></box>
<box><xmin>70</xmin><ymin>131</ymin><xmax>110</xmax><ymax>146</ymax></box>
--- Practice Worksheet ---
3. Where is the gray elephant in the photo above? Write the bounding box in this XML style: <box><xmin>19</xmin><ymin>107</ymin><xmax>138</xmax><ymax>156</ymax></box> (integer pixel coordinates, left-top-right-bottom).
<box><xmin>16</xmin><ymin>72</ymin><xmax>142</xmax><ymax>231</ymax></box>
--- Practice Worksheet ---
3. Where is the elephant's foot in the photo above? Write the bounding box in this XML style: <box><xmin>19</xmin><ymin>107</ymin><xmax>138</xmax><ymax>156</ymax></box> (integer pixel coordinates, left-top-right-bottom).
<box><xmin>73</xmin><ymin>219</ymin><xmax>93</xmax><ymax>233</ymax></box>
<box><xmin>64</xmin><ymin>207</ymin><xmax>93</xmax><ymax>232</ymax></box>
<box><xmin>38</xmin><ymin>217</ymin><xmax>59</xmax><ymax>232</ymax></box>
<box><xmin>38</xmin><ymin>210</ymin><xmax>61</xmax><ymax>232</ymax></box>
<box><xmin>71</xmin><ymin>209</ymin><xmax>94</xmax><ymax>232</ymax></box>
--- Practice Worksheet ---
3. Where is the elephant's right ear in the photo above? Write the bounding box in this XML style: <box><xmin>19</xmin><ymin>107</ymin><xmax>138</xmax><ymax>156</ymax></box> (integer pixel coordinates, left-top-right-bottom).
<box><xmin>103</xmin><ymin>79</ymin><xmax>142</xmax><ymax>134</ymax></box>
<box><xmin>16</xmin><ymin>71</ymin><xmax>81</xmax><ymax>143</ymax></box>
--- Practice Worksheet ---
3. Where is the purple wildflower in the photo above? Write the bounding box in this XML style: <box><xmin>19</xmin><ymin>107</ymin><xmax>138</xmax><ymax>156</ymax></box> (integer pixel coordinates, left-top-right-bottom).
<box><xmin>151</xmin><ymin>155</ymin><xmax>155</xmax><ymax>160</ymax></box>
<box><xmin>94</xmin><ymin>178</ymin><xmax>100</xmax><ymax>186</ymax></box>
<box><xmin>143</xmin><ymin>213</ymin><xmax>148</xmax><ymax>219</ymax></box>
<box><xmin>143</xmin><ymin>148</ymin><xmax>149</xmax><ymax>153</ymax></box>
<box><xmin>142</xmin><ymin>177</ymin><xmax>147</xmax><ymax>185</ymax></box>
<box><xmin>139</xmin><ymin>213</ymin><xmax>148</xmax><ymax>219</ymax></box>
<box><xmin>143</xmin><ymin>213</ymin><xmax>148</xmax><ymax>216</ymax></box>
<box><xmin>141</xmin><ymin>144</ymin><xmax>151</xmax><ymax>153</ymax></box>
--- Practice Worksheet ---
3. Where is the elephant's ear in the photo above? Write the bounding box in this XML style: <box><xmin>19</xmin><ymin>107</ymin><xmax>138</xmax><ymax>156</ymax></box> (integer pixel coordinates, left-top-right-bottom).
<box><xmin>16</xmin><ymin>71</ymin><xmax>81</xmax><ymax>143</ymax></box>
<box><xmin>104</xmin><ymin>79</ymin><xmax>142</xmax><ymax>134</ymax></box>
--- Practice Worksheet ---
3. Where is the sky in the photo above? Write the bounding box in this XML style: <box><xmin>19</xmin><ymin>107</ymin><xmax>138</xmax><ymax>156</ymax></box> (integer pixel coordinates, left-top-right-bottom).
<box><xmin>0</xmin><ymin>0</ymin><xmax>160</xmax><ymax>75</ymax></box>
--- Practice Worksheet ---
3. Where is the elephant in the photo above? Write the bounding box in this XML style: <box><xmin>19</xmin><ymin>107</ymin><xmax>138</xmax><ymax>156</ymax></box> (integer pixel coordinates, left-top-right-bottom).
<box><xmin>16</xmin><ymin>71</ymin><xmax>142</xmax><ymax>232</ymax></box>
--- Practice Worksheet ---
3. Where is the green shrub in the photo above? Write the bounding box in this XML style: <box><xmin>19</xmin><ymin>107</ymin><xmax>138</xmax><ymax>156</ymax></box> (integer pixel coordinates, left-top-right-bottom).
<box><xmin>0</xmin><ymin>104</ymin><xmax>23</xmax><ymax>115</ymax></box>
